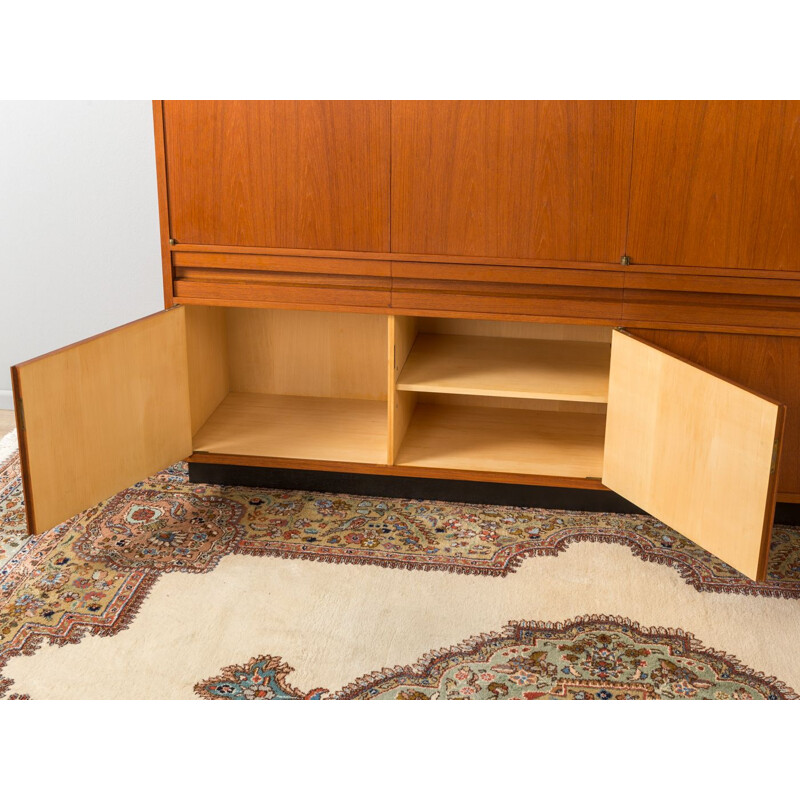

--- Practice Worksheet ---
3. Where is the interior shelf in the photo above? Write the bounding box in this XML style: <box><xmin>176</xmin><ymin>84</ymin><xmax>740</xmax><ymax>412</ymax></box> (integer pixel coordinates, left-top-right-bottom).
<box><xmin>395</xmin><ymin>403</ymin><xmax>606</xmax><ymax>478</ymax></box>
<box><xmin>193</xmin><ymin>392</ymin><xmax>387</xmax><ymax>464</ymax></box>
<box><xmin>396</xmin><ymin>334</ymin><xmax>611</xmax><ymax>402</ymax></box>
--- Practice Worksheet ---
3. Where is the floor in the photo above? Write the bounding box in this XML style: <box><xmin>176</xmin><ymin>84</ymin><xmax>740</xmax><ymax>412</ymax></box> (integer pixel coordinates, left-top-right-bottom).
<box><xmin>0</xmin><ymin>410</ymin><xmax>14</xmax><ymax>438</ymax></box>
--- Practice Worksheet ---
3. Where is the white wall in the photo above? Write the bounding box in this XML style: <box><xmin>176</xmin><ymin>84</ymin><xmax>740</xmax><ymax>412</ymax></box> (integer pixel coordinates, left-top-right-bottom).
<box><xmin>0</xmin><ymin>101</ymin><xmax>163</xmax><ymax>409</ymax></box>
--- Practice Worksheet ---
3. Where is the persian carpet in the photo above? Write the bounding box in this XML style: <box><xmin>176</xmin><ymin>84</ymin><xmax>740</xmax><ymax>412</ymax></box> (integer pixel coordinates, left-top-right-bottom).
<box><xmin>1</xmin><ymin>429</ymin><xmax>799</xmax><ymax>699</ymax></box>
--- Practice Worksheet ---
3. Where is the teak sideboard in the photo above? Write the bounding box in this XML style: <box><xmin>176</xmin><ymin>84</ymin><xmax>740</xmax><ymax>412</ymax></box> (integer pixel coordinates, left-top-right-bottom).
<box><xmin>11</xmin><ymin>101</ymin><xmax>800</xmax><ymax>582</ymax></box>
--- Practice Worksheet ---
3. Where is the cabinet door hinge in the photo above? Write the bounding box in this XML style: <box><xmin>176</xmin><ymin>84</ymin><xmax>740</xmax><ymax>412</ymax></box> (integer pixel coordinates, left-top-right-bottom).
<box><xmin>770</xmin><ymin>439</ymin><xmax>780</xmax><ymax>474</ymax></box>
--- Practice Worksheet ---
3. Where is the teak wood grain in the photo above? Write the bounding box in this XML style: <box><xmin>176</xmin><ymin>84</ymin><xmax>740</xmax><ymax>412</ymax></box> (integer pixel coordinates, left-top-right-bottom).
<box><xmin>391</xmin><ymin>101</ymin><xmax>634</xmax><ymax>262</ymax></box>
<box><xmin>628</xmin><ymin>101</ymin><xmax>800</xmax><ymax>271</ymax></box>
<box><xmin>162</xmin><ymin>101</ymin><xmax>390</xmax><ymax>252</ymax></box>
<box><xmin>603</xmin><ymin>330</ymin><xmax>783</xmax><ymax>582</ymax></box>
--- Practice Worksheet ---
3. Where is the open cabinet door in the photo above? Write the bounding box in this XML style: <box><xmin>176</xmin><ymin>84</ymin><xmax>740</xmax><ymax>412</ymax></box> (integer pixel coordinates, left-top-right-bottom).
<box><xmin>603</xmin><ymin>329</ymin><xmax>784</xmax><ymax>582</ymax></box>
<box><xmin>11</xmin><ymin>306</ymin><xmax>192</xmax><ymax>535</ymax></box>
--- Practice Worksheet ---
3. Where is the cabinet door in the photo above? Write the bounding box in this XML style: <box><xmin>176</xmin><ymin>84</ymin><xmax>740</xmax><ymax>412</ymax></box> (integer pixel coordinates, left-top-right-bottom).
<box><xmin>603</xmin><ymin>330</ymin><xmax>784</xmax><ymax>581</ymax></box>
<box><xmin>11</xmin><ymin>308</ymin><xmax>192</xmax><ymax>535</ymax></box>
<box><xmin>628</xmin><ymin>101</ymin><xmax>800</xmax><ymax>271</ymax></box>
<box><xmin>623</xmin><ymin>330</ymin><xmax>800</xmax><ymax>500</ymax></box>
<box><xmin>391</xmin><ymin>101</ymin><xmax>634</xmax><ymax>262</ymax></box>
<box><xmin>162</xmin><ymin>101</ymin><xmax>390</xmax><ymax>252</ymax></box>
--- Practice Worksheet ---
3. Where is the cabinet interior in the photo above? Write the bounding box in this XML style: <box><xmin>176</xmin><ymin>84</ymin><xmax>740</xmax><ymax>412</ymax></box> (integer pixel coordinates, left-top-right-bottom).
<box><xmin>185</xmin><ymin>307</ymin><xmax>612</xmax><ymax>478</ymax></box>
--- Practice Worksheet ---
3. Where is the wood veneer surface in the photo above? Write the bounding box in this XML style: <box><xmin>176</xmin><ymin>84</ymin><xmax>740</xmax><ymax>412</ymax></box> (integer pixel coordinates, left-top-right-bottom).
<box><xmin>192</xmin><ymin>393</ymin><xmax>387</xmax><ymax>465</ymax></box>
<box><xmin>391</xmin><ymin>101</ymin><xmax>634</xmax><ymax>262</ymax></box>
<box><xmin>163</xmin><ymin>101</ymin><xmax>390</xmax><ymax>252</ymax></box>
<box><xmin>603</xmin><ymin>330</ymin><xmax>782</xmax><ymax>582</ymax></box>
<box><xmin>397</xmin><ymin>334</ymin><xmax>610</xmax><ymax>402</ymax></box>
<box><xmin>396</xmin><ymin>403</ymin><xmax>606</xmax><ymax>478</ymax></box>
<box><xmin>628</xmin><ymin>101</ymin><xmax>800</xmax><ymax>271</ymax></box>
<box><xmin>627</xmin><ymin>329</ymin><xmax>800</xmax><ymax>497</ymax></box>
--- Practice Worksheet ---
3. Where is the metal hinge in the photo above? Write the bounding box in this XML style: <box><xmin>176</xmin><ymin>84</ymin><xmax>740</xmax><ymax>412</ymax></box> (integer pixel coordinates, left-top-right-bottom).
<box><xmin>620</xmin><ymin>255</ymin><xmax>631</xmax><ymax>266</ymax></box>
<box><xmin>770</xmin><ymin>439</ymin><xmax>780</xmax><ymax>474</ymax></box>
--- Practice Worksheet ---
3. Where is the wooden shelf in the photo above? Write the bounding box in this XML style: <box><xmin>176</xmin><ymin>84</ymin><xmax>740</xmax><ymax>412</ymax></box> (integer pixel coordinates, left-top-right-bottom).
<box><xmin>193</xmin><ymin>392</ymin><xmax>387</xmax><ymax>464</ymax></box>
<box><xmin>395</xmin><ymin>403</ymin><xmax>606</xmax><ymax>478</ymax></box>
<box><xmin>396</xmin><ymin>334</ymin><xmax>611</xmax><ymax>402</ymax></box>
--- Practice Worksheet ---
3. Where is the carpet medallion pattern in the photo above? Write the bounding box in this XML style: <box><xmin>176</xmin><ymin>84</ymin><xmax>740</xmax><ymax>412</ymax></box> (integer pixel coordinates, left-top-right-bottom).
<box><xmin>1</xmin><ymin>441</ymin><xmax>799</xmax><ymax>699</ymax></box>
<box><xmin>193</xmin><ymin>616</ymin><xmax>796</xmax><ymax>700</ymax></box>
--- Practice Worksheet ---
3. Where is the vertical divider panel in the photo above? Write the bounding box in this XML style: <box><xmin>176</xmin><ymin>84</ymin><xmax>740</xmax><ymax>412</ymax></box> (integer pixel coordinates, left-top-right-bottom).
<box><xmin>184</xmin><ymin>306</ymin><xmax>230</xmax><ymax>435</ymax></box>
<box><xmin>388</xmin><ymin>316</ymin><xmax>419</xmax><ymax>464</ymax></box>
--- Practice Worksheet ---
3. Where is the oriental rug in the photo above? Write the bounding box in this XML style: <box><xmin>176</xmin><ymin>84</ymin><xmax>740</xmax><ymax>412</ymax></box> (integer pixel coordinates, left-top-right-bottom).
<box><xmin>1</xmin><ymin>429</ymin><xmax>799</xmax><ymax>699</ymax></box>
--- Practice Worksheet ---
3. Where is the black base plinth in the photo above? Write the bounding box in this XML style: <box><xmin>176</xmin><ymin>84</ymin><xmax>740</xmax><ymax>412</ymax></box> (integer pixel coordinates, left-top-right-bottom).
<box><xmin>187</xmin><ymin>462</ymin><xmax>800</xmax><ymax>524</ymax></box>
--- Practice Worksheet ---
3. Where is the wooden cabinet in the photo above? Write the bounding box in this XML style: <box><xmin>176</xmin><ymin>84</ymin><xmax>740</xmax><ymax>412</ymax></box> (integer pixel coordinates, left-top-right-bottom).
<box><xmin>161</xmin><ymin>101</ymin><xmax>390</xmax><ymax>251</ymax></box>
<box><xmin>628</xmin><ymin>101</ymin><xmax>800</xmax><ymax>271</ymax></box>
<box><xmin>12</xmin><ymin>310</ymin><xmax>784</xmax><ymax>581</ymax></box>
<box><xmin>10</xmin><ymin>100</ymin><xmax>800</xmax><ymax>588</ymax></box>
<box><xmin>390</xmin><ymin>101</ymin><xmax>634</xmax><ymax>263</ymax></box>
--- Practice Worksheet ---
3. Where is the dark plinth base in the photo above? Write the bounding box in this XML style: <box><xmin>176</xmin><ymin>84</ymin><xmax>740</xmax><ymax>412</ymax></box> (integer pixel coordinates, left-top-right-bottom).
<box><xmin>187</xmin><ymin>462</ymin><xmax>800</xmax><ymax>525</ymax></box>
<box><xmin>187</xmin><ymin>462</ymin><xmax>645</xmax><ymax>514</ymax></box>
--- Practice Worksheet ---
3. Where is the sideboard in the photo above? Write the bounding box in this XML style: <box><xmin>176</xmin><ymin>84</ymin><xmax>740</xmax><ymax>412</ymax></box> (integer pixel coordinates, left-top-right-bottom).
<box><xmin>11</xmin><ymin>100</ymin><xmax>800</xmax><ymax>582</ymax></box>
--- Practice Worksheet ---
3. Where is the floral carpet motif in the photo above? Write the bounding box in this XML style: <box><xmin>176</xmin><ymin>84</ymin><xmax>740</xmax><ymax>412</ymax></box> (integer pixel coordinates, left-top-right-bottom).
<box><xmin>193</xmin><ymin>615</ymin><xmax>796</xmax><ymax>700</ymax></box>
<box><xmin>194</xmin><ymin>655</ymin><xmax>327</xmax><ymax>700</ymax></box>
<box><xmin>1</xmin><ymin>442</ymin><xmax>800</xmax><ymax>698</ymax></box>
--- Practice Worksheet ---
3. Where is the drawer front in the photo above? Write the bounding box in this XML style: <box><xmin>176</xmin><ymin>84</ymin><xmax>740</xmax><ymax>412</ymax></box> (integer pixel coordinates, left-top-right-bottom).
<box><xmin>622</xmin><ymin>272</ymin><xmax>800</xmax><ymax>332</ymax></box>
<box><xmin>171</xmin><ymin>252</ymin><xmax>391</xmax><ymax>310</ymax></box>
<box><xmin>391</xmin><ymin>262</ymin><xmax>624</xmax><ymax>323</ymax></box>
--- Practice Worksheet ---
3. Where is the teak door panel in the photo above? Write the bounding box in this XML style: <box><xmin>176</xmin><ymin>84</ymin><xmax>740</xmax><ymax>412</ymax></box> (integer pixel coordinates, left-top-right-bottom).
<box><xmin>628</xmin><ymin>101</ymin><xmax>800</xmax><ymax>271</ymax></box>
<box><xmin>391</xmin><ymin>101</ymin><xmax>634</xmax><ymax>262</ymax></box>
<box><xmin>603</xmin><ymin>330</ymin><xmax>784</xmax><ymax>582</ymax></box>
<box><xmin>12</xmin><ymin>308</ymin><xmax>192</xmax><ymax>535</ymax></box>
<box><xmin>162</xmin><ymin>101</ymin><xmax>390</xmax><ymax>252</ymax></box>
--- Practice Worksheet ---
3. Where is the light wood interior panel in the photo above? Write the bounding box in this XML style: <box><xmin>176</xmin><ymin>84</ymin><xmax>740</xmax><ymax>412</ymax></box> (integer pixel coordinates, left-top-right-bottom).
<box><xmin>424</xmin><ymin>394</ymin><xmax>607</xmax><ymax>414</ymax></box>
<box><xmin>225</xmin><ymin>308</ymin><xmax>387</xmax><ymax>400</ymax></box>
<box><xmin>388</xmin><ymin>316</ymin><xmax>419</xmax><ymax>463</ymax></box>
<box><xmin>13</xmin><ymin>308</ymin><xmax>192</xmax><ymax>534</ymax></box>
<box><xmin>185</xmin><ymin>306</ymin><xmax>229</xmax><ymax>434</ymax></box>
<box><xmin>603</xmin><ymin>330</ymin><xmax>783</xmax><ymax>581</ymax></box>
<box><xmin>397</xmin><ymin>334</ymin><xmax>610</xmax><ymax>402</ymax></box>
<box><xmin>625</xmin><ymin>329</ymin><xmax>800</xmax><ymax>497</ymax></box>
<box><xmin>193</xmin><ymin>393</ymin><xmax>387</xmax><ymax>465</ymax></box>
<box><xmin>396</xmin><ymin>403</ymin><xmax>606</xmax><ymax>478</ymax></box>
<box><xmin>418</xmin><ymin>318</ymin><xmax>612</xmax><ymax>342</ymax></box>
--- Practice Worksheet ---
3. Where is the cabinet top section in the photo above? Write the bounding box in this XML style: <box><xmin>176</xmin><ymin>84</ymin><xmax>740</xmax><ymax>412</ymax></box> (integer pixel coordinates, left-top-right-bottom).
<box><xmin>155</xmin><ymin>100</ymin><xmax>800</xmax><ymax>274</ymax></box>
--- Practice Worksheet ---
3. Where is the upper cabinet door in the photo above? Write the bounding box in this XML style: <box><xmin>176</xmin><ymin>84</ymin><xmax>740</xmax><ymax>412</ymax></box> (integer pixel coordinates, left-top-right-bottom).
<box><xmin>11</xmin><ymin>308</ymin><xmax>192</xmax><ymax>535</ymax></box>
<box><xmin>391</xmin><ymin>101</ymin><xmax>634</xmax><ymax>262</ymax></box>
<box><xmin>602</xmin><ymin>330</ymin><xmax>784</xmax><ymax>582</ymax></box>
<box><xmin>628</xmin><ymin>101</ymin><xmax>800</xmax><ymax>271</ymax></box>
<box><xmin>162</xmin><ymin>101</ymin><xmax>391</xmax><ymax>252</ymax></box>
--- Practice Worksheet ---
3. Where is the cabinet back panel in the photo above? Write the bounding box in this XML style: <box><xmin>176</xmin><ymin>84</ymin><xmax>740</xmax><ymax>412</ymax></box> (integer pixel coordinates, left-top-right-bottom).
<box><xmin>417</xmin><ymin>318</ymin><xmax>612</xmax><ymax>343</ymax></box>
<box><xmin>225</xmin><ymin>308</ymin><xmax>388</xmax><ymax>400</ymax></box>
